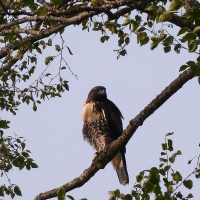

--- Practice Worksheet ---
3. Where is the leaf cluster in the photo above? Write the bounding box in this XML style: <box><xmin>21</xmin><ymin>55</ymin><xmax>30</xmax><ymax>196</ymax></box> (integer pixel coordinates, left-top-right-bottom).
<box><xmin>0</xmin><ymin>119</ymin><xmax>38</xmax><ymax>198</ymax></box>
<box><xmin>108</xmin><ymin>133</ymin><xmax>200</xmax><ymax>200</ymax></box>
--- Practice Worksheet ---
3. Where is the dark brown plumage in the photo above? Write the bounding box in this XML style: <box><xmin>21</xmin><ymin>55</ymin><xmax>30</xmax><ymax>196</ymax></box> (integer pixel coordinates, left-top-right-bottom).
<box><xmin>82</xmin><ymin>86</ymin><xmax>129</xmax><ymax>185</ymax></box>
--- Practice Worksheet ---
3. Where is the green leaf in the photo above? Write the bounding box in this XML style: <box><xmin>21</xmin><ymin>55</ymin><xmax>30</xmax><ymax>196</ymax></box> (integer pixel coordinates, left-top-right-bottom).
<box><xmin>176</xmin><ymin>191</ymin><xmax>183</xmax><ymax>198</ymax></box>
<box><xmin>166</xmin><ymin>132</ymin><xmax>174</xmax><ymax>136</ymax></box>
<box><xmin>136</xmin><ymin>31</ymin><xmax>149</xmax><ymax>46</ymax></box>
<box><xmin>193</xmin><ymin>26</ymin><xmax>200</xmax><ymax>34</ymax></box>
<box><xmin>47</xmin><ymin>39</ymin><xmax>52</xmax><ymax>46</ymax></box>
<box><xmin>40</xmin><ymin>40</ymin><xmax>46</xmax><ymax>49</ymax></box>
<box><xmin>163</xmin><ymin>36</ymin><xmax>174</xmax><ymax>46</ymax></box>
<box><xmin>164</xmin><ymin>46</ymin><xmax>171</xmax><ymax>53</ymax></box>
<box><xmin>179</xmin><ymin>65</ymin><xmax>189</xmax><ymax>72</ymax></box>
<box><xmin>45</xmin><ymin>56</ymin><xmax>54</xmax><ymax>65</ymax></box>
<box><xmin>0</xmin><ymin>120</ymin><xmax>10</xmax><ymax>129</ymax></box>
<box><xmin>35</xmin><ymin>47</ymin><xmax>42</xmax><ymax>54</ymax></box>
<box><xmin>164</xmin><ymin>165</ymin><xmax>170</xmax><ymax>172</ymax></box>
<box><xmin>186</xmin><ymin>193</ymin><xmax>194</xmax><ymax>198</ymax></box>
<box><xmin>188</xmin><ymin>40</ymin><xmax>198</xmax><ymax>52</ymax></box>
<box><xmin>149</xmin><ymin>167</ymin><xmax>160</xmax><ymax>184</ymax></box>
<box><xmin>136</xmin><ymin>171</ymin><xmax>144</xmax><ymax>182</ymax></box>
<box><xmin>57</xmin><ymin>188</ymin><xmax>65</xmax><ymax>200</ymax></box>
<box><xmin>174</xmin><ymin>43</ymin><xmax>181</xmax><ymax>54</ymax></box>
<box><xmin>172</xmin><ymin>171</ymin><xmax>182</xmax><ymax>182</ymax></box>
<box><xmin>148</xmin><ymin>21</ymin><xmax>153</xmax><ymax>28</ymax></box>
<box><xmin>124</xmin><ymin>13</ymin><xmax>130</xmax><ymax>18</ymax></box>
<box><xmin>31</xmin><ymin>162</ymin><xmax>38</xmax><ymax>168</ymax></box>
<box><xmin>100</xmin><ymin>36</ymin><xmax>110</xmax><ymax>43</ymax></box>
<box><xmin>167</xmin><ymin>139</ymin><xmax>173</xmax><ymax>151</ymax></box>
<box><xmin>169</xmin><ymin>154</ymin><xmax>176</xmax><ymax>163</ymax></box>
<box><xmin>125</xmin><ymin>37</ymin><xmax>130</xmax><ymax>45</ymax></box>
<box><xmin>66</xmin><ymin>195</ymin><xmax>75</xmax><ymax>200</ymax></box>
<box><xmin>158</xmin><ymin>33</ymin><xmax>167</xmax><ymax>41</ymax></box>
<box><xmin>66</xmin><ymin>46</ymin><xmax>73</xmax><ymax>55</ymax></box>
<box><xmin>182</xmin><ymin>32</ymin><xmax>196</xmax><ymax>41</ymax></box>
<box><xmin>168</xmin><ymin>0</ymin><xmax>183</xmax><ymax>11</ymax></box>
<box><xmin>161</xmin><ymin>152</ymin><xmax>166</xmax><ymax>156</ymax></box>
<box><xmin>37</xmin><ymin>7</ymin><xmax>48</xmax><ymax>16</ymax></box>
<box><xmin>114</xmin><ymin>189</ymin><xmax>120</xmax><ymax>197</ymax></box>
<box><xmin>183</xmin><ymin>180</ymin><xmax>193</xmax><ymax>189</ymax></box>
<box><xmin>13</xmin><ymin>160</ymin><xmax>19</xmax><ymax>167</ymax></box>
<box><xmin>10</xmin><ymin>191</ymin><xmax>15</xmax><ymax>199</ymax></box>
<box><xmin>22</xmin><ymin>151</ymin><xmax>29</xmax><ymax>157</ymax></box>
<box><xmin>146</xmin><ymin>5</ymin><xmax>157</xmax><ymax>12</ymax></box>
<box><xmin>21</xmin><ymin>142</ymin><xmax>26</xmax><ymax>151</ymax></box>
<box><xmin>55</xmin><ymin>45</ymin><xmax>61</xmax><ymax>52</ymax></box>
<box><xmin>176</xmin><ymin>150</ymin><xmax>182</xmax><ymax>155</ymax></box>
<box><xmin>124</xmin><ymin>194</ymin><xmax>132</xmax><ymax>200</ymax></box>
<box><xmin>33</xmin><ymin>103</ymin><xmax>37</xmax><ymax>111</ymax></box>
<box><xmin>122</xmin><ymin>19</ymin><xmax>130</xmax><ymax>26</ymax></box>
<box><xmin>119</xmin><ymin>49</ymin><xmax>127</xmax><ymax>56</ymax></box>
<box><xmin>162</xmin><ymin>143</ymin><xmax>167</xmax><ymax>150</ymax></box>
<box><xmin>14</xmin><ymin>186</ymin><xmax>22</xmax><ymax>196</ymax></box>
<box><xmin>167</xmin><ymin>184</ymin><xmax>173</xmax><ymax>192</ymax></box>
<box><xmin>0</xmin><ymin>186</ymin><xmax>4</xmax><ymax>196</ymax></box>
<box><xmin>177</xmin><ymin>27</ymin><xmax>189</xmax><ymax>36</ymax></box>
<box><xmin>59</xmin><ymin>28</ymin><xmax>65</xmax><ymax>35</ymax></box>
<box><xmin>159</xmin><ymin>12</ymin><xmax>172</xmax><ymax>22</ymax></box>
<box><xmin>187</xmin><ymin>61</ymin><xmax>195</xmax><ymax>67</ymax></box>
<box><xmin>150</xmin><ymin>42</ymin><xmax>158</xmax><ymax>50</ymax></box>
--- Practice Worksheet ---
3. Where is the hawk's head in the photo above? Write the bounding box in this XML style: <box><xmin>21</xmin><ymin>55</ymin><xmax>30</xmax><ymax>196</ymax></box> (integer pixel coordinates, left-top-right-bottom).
<box><xmin>86</xmin><ymin>86</ymin><xmax>107</xmax><ymax>102</ymax></box>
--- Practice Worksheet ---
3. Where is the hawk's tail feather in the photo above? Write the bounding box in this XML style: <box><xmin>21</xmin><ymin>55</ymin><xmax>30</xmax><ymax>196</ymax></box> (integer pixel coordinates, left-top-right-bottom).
<box><xmin>111</xmin><ymin>151</ymin><xmax>129</xmax><ymax>186</ymax></box>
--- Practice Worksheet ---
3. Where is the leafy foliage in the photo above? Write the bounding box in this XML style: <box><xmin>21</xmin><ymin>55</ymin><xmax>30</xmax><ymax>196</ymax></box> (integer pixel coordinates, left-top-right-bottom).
<box><xmin>108</xmin><ymin>133</ymin><xmax>200</xmax><ymax>200</ymax></box>
<box><xmin>0</xmin><ymin>0</ymin><xmax>200</xmax><ymax>199</ymax></box>
<box><xmin>0</xmin><ymin>119</ymin><xmax>38</xmax><ymax>199</ymax></box>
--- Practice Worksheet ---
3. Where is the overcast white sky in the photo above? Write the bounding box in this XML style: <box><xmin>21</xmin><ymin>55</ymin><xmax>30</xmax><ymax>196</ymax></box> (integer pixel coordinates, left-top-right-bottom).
<box><xmin>2</xmin><ymin>21</ymin><xmax>200</xmax><ymax>200</ymax></box>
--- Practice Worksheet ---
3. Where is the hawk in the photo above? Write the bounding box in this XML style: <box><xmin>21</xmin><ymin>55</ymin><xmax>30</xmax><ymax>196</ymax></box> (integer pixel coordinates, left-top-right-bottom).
<box><xmin>82</xmin><ymin>86</ymin><xmax>129</xmax><ymax>185</ymax></box>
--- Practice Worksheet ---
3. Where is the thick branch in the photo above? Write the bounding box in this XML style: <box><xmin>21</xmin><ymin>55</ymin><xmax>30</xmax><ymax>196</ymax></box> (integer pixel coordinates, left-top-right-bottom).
<box><xmin>0</xmin><ymin>0</ymin><xmax>196</xmax><ymax>65</ymax></box>
<box><xmin>34</xmin><ymin>68</ymin><xmax>194</xmax><ymax>200</ymax></box>
<box><xmin>0</xmin><ymin>11</ymin><xmax>97</xmax><ymax>62</ymax></box>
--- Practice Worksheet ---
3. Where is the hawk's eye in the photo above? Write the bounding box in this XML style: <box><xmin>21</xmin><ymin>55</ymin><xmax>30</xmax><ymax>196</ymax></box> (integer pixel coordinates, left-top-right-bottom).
<box><xmin>94</xmin><ymin>88</ymin><xmax>105</xmax><ymax>94</ymax></box>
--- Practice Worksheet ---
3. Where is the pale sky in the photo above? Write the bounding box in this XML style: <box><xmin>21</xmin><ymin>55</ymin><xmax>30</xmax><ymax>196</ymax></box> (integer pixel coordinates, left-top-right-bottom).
<box><xmin>2</xmin><ymin>23</ymin><xmax>200</xmax><ymax>200</ymax></box>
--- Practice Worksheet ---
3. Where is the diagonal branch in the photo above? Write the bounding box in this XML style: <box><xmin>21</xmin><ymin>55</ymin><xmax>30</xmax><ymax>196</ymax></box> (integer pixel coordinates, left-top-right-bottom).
<box><xmin>34</xmin><ymin>68</ymin><xmax>194</xmax><ymax>200</ymax></box>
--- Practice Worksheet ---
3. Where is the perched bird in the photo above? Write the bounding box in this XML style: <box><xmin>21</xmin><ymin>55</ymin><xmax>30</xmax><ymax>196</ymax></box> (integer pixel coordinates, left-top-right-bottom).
<box><xmin>82</xmin><ymin>86</ymin><xmax>129</xmax><ymax>185</ymax></box>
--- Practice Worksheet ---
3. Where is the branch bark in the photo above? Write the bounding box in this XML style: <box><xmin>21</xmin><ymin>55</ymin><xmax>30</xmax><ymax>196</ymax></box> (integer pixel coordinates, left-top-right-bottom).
<box><xmin>34</xmin><ymin>68</ymin><xmax>194</xmax><ymax>200</ymax></box>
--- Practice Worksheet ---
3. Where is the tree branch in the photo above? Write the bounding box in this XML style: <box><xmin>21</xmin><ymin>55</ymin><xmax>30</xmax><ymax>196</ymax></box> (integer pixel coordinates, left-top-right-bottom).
<box><xmin>0</xmin><ymin>0</ymin><xmax>196</xmax><ymax>67</ymax></box>
<box><xmin>34</xmin><ymin>68</ymin><xmax>194</xmax><ymax>200</ymax></box>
